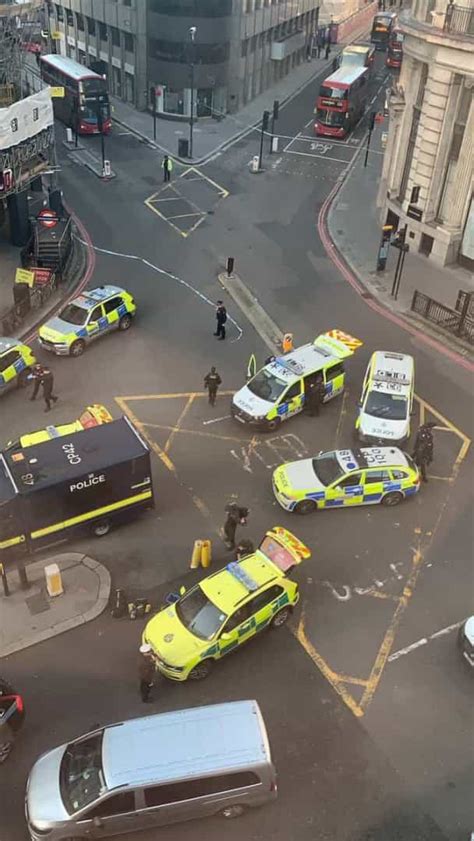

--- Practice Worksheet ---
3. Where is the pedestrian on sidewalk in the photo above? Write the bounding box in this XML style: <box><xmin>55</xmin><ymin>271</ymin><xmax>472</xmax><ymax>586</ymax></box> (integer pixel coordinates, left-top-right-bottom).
<box><xmin>162</xmin><ymin>154</ymin><xmax>173</xmax><ymax>182</ymax></box>
<box><xmin>325</xmin><ymin>38</ymin><xmax>331</xmax><ymax>60</ymax></box>
<box><xmin>138</xmin><ymin>643</ymin><xmax>156</xmax><ymax>703</ymax></box>
<box><xmin>317</xmin><ymin>29</ymin><xmax>325</xmax><ymax>58</ymax></box>
<box><xmin>214</xmin><ymin>300</ymin><xmax>227</xmax><ymax>340</ymax></box>
<box><xmin>204</xmin><ymin>366</ymin><xmax>222</xmax><ymax>406</ymax></box>
<box><xmin>223</xmin><ymin>503</ymin><xmax>249</xmax><ymax>550</ymax></box>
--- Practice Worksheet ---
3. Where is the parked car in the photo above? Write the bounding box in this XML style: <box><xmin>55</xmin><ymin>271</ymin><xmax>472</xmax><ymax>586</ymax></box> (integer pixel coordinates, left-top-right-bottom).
<box><xmin>0</xmin><ymin>678</ymin><xmax>25</xmax><ymax>763</ymax></box>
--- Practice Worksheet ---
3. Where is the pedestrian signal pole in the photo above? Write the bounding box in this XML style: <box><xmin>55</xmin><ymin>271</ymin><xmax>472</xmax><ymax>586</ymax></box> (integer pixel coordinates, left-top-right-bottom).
<box><xmin>269</xmin><ymin>99</ymin><xmax>279</xmax><ymax>154</ymax></box>
<box><xmin>150</xmin><ymin>86</ymin><xmax>157</xmax><ymax>142</ymax></box>
<box><xmin>390</xmin><ymin>225</ymin><xmax>409</xmax><ymax>300</ymax></box>
<box><xmin>376</xmin><ymin>224</ymin><xmax>393</xmax><ymax>272</ymax></box>
<box><xmin>364</xmin><ymin>110</ymin><xmax>377</xmax><ymax>168</ymax></box>
<box><xmin>259</xmin><ymin>110</ymin><xmax>270</xmax><ymax>171</ymax></box>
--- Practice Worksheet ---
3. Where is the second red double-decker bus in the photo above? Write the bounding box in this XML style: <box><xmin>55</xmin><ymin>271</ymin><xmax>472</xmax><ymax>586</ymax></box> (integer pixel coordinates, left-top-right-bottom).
<box><xmin>40</xmin><ymin>54</ymin><xmax>111</xmax><ymax>135</ymax></box>
<box><xmin>314</xmin><ymin>65</ymin><xmax>369</xmax><ymax>139</ymax></box>
<box><xmin>386</xmin><ymin>28</ymin><xmax>404</xmax><ymax>68</ymax></box>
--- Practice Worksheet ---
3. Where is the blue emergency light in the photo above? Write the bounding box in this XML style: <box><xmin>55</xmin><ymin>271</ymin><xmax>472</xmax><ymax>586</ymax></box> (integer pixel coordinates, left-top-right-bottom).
<box><xmin>226</xmin><ymin>562</ymin><xmax>259</xmax><ymax>591</ymax></box>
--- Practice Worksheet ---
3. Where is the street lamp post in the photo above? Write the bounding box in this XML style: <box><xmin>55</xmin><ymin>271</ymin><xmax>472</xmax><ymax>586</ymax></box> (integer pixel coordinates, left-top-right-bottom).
<box><xmin>188</xmin><ymin>26</ymin><xmax>197</xmax><ymax>159</ymax></box>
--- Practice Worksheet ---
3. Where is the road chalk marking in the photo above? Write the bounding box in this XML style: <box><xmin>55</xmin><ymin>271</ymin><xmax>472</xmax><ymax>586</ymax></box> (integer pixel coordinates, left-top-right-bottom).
<box><xmin>202</xmin><ymin>415</ymin><xmax>231</xmax><ymax>425</ymax></box>
<box><xmin>388</xmin><ymin>619</ymin><xmax>465</xmax><ymax>662</ymax></box>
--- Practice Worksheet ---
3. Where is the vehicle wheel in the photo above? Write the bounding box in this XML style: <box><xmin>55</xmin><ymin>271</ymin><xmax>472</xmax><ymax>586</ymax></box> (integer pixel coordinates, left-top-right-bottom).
<box><xmin>188</xmin><ymin>660</ymin><xmax>212</xmax><ymax>681</ymax></box>
<box><xmin>119</xmin><ymin>314</ymin><xmax>132</xmax><ymax>331</ymax></box>
<box><xmin>381</xmin><ymin>491</ymin><xmax>403</xmax><ymax>507</ymax></box>
<box><xmin>265</xmin><ymin>417</ymin><xmax>281</xmax><ymax>432</ymax></box>
<box><xmin>0</xmin><ymin>679</ymin><xmax>15</xmax><ymax>696</ymax></box>
<box><xmin>0</xmin><ymin>726</ymin><xmax>14</xmax><ymax>764</ymax></box>
<box><xmin>294</xmin><ymin>499</ymin><xmax>317</xmax><ymax>515</ymax></box>
<box><xmin>221</xmin><ymin>804</ymin><xmax>245</xmax><ymax>819</ymax></box>
<box><xmin>70</xmin><ymin>339</ymin><xmax>85</xmax><ymax>357</ymax></box>
<box><xmin>271</xmin><ymin>607</ymin><xmax>291</xmax><ymax>628</ymax></box>
<box><xmin>17</xmin><ymin>368</ymin><xmax>31</xmax><ymax>388</ymax></box>
<box><xmin>92</xmin><ymin>519</ymin><xmax>111</xmax><ymax>537</ymax></box>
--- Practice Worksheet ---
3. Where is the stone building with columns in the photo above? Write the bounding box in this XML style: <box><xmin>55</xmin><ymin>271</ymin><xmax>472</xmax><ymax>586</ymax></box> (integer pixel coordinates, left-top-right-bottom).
<box><xmin>378</xmin><ymin>0</ymin><xmax>474</xmax><ymax>268</ymax></box>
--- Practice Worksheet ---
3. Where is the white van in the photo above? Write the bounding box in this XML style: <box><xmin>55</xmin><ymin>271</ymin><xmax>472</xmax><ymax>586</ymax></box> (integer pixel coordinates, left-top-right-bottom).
<box><xmin>356</xmin><ymin>351</ymin><xmax>415</xmax><ymax>444</ymax></box>
<box><xmin>26</xmin><ymin>700</ymin><xmax>276</xmax><ymax>840</ymax></box>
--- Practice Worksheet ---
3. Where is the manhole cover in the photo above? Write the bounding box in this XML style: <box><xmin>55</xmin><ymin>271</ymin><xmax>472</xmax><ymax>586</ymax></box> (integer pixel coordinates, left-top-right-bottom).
<box><xmin>26</xmin><ymin>590</ymin><xmax>50</xmax><ymax>615</ymax></box>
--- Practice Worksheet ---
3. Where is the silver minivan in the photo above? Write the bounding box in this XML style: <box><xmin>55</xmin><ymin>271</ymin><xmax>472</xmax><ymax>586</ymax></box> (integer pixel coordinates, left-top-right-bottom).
<box><xmin>26</xmin><ymin>700</ymin><xmax>277</xmax><ymax>840</ymax></box>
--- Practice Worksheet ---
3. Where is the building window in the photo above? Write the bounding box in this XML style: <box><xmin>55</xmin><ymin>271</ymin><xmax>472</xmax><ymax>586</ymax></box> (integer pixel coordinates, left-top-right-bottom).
<box><xmin>149</xmin><ymin>39</ymin><xmax>229</xmax><ymax>64</ymax></box>
<box><xmin>124</xmin><ymin>33</ymin><xmax>134</xmax><ymax>52</ymax></box>
<box><xmin>87</xmin><ymin>18</ymin><xmax>96</xmax><ymax>36</ymax></box>
<box><xmin>76</xmin><ymin>13</ymin><xmax>84</xmax><ymax>31</ymax></box>
<box><xmin>111</xmin><ymin>27</ymin><xmax>120</xmax><ymax>47</ymax></box>
<box><xmin>99</xmin><ymin>23</ymin><xmax>108</xmax><ymax>41</ymax></box>
<box><xmin>55</xmin><ymin>5</ymin><xmax>63</xmax><ymax>22</ymax></box>
<box><xmin>150</xmin><ymin>0</ymin><xmax>232</xmax><ymax>14</ymax></box>
<box><xmin>66</xmin><ymin>9</ymin><xmax>73</xmax><ymax>26</ymax></box>
<box><xmin>398</xmin><ymin>63</ymin><xmax>428</xmax><ymax>203</ymax></box>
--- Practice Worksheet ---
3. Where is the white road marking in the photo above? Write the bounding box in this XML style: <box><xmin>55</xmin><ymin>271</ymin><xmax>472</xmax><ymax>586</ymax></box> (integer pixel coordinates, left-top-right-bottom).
<box><xmin>388</xmin><ymin>619</ymin><xmax>465</xmax><ymax>662</ymax></box>
<box><xmin>284</xmin><ymin>149</ymin><xmax>354</xmax><ymax>164</ymax></box>
<box><xmin>202</xmin><ymin>415</ymin><xmax>231</xmax><ymax>425</ymax></box>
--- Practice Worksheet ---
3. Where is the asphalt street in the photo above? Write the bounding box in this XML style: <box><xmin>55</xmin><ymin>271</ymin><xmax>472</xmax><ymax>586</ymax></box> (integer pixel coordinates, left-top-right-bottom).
<box><xmin>1</xmin><ymin>53</ymin><xmax>472</xmax><ymax>841</ymax></box>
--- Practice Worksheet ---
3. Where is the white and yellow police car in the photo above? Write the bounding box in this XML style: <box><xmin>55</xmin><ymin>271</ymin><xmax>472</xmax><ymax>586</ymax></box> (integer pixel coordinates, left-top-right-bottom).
<box><xmin>232</xmin><ymin>330</ymin><xmax>363</xmax><ymax>431</ymax></box>
<box><xmin>0</xmin><ymin>338</ymin><xmax>36</xmax><ymax>397</ymax></box>
<box><xmin>273</xmin><ymin>447</ymin><xmax>420</xmax><ymax>514</ymax></box>
<box><xmin>38</xmin><ymin>285</ymin><xmax>136</xmax><ymax>357</ymax></box>
<box><xmin>356</xmin><ymin>351</ymin><xmax>414</xmax><ymax>444</ymax></box>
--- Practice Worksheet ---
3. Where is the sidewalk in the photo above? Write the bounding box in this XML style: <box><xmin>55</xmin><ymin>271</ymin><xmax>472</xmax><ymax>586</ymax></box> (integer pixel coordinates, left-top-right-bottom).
<box><xmin>0</xmin><ymin>553</ymin><xmax>111</xmax><ymax>659</ymax></box>
<box><xmin>327</xmin><ymin>123</ymin><xmax>474</xmax><ymax>355</ymax></box>
<box><xmin>111</xmin><ymin>21</ymin><xmax>375</xmax><ymax>166</ymax></box>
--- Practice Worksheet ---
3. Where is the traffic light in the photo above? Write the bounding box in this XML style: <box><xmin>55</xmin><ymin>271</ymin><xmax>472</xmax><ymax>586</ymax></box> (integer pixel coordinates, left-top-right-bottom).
<box><xmin>262</xmin><ymin>110</ymin><xmax>270</xmax><ymax>131</ymax></box>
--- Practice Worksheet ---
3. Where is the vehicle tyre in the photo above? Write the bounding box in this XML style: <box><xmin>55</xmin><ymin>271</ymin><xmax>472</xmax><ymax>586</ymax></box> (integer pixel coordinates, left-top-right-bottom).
<box><xmin>265</xmin><ymin>417</ymin><xmax>281</xmax><ymax>432</ymax></box>
<box><xmin>294</xmin><ymin>499</ymin><xmax>317</xmax><ymax>515</ymax></box>
<box><xmin>119</xmin><ymin>314</ymin><xmax>132</xmax><ymax>331</ymax></box>
<box><xmin>381</xmin><ymin>491</ymin><xmax>403</xmax><ymax>507</ymax></box>
<box><xmin>221</xmin><ymin>804</ymin><xmax>245</xmax><ymax>819</ymax></box>
<box><xmin>92</xmin><ymin>519</ymin><xmax>111</xmax><ymax>537</ymax></box>
<box><xmin>271</xmin><ymin>607</ymin><xmax>291</xmax><ymax>628</ymax></box>
<box><xmin>70</xmin><ymin>339</ymin><xmax>85</xmax><ymax>357</ymax></box>
<box><xmin>188</xmin><ymin>660</ymin><xmax>212</xmax><ymax>681</ymax></box>
<box><xmin>17</xmin><ymin>368</ymin><xmax>31</xmax><ymax>388</ymax></box>
<box><xmin>0</xmin><ymin>726</ymin><xmax>14</xmax><ymax>764</ymax></box>
<box><xmin>0</xmin><ymin>679</ymin><xmax>15</xmax><ymax>696</ymax></box>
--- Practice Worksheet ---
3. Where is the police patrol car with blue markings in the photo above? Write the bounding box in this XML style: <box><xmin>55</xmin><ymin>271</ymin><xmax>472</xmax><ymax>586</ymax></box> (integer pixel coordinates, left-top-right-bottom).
<box><xmin>38</xmin><ymin>285</ymin><xmax>136</xmax><ymax>357</ymax></box>
<box><xmin>0</xmin><ymin>338</ymin><xmax>36</xmax><ymax>396</ymax></box>
<box><xmin>231</xmin><ymin>330</ymin><xmax>363</xmax><ymax>431</ymax></box>
<box><xmin>272</xmin><ymin>447</ymin><xmax>420</xmax><ymax>514</ymax></box>
<box><xmin>356</xmin><ymin>351</ymin><xmax>415</xmax><ymax>444</ymax></box>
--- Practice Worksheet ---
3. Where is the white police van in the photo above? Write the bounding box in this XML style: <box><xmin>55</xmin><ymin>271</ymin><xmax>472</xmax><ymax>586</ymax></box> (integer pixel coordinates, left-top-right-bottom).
<box><xmin>355</xmin><ymin>351</ymin><xmax>414</xmax><ymax>444</ymax></box>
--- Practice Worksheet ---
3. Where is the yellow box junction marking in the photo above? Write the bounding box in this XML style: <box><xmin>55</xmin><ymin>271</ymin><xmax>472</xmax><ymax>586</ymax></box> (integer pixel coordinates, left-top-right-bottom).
<box><xmin>144</xmin><ymin>166</ymin><xmax>229</xmax><ymax>238</ymax></box>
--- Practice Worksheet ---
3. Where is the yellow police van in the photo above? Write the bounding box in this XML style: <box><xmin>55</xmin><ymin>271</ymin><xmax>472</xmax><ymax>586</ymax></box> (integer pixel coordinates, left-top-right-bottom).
<box><xmin>231</xmin><ymin>330</ymin><xmax>363</xmax><ymax>431</ymax></box>
<box><xmin>38</xmin><ymin>285</ymin><xmax>136</xmax><ymax>357</ymax></box>
<box><xmin>355</xmin><ymin>351</ymin><xmax>414</xmax><ymax>444</ymax></box>
<box><xmin>273</xmin><ymin>447</ymin><xmax>420</xmax><ymax>513</ymax></box>
<box><xmin>143</xmin><ymin>527</ymin><xmax>310</xmax><ymax>681</ymax></box>
<box><xmin>6</xmin><ymin>404</ymin><xmax>112</xmax><ymax>449</ymax></box>
<box><xmin>0</xmin><ymin>338</ymin><xmax>36</xmax><ymax>396</ymax></box>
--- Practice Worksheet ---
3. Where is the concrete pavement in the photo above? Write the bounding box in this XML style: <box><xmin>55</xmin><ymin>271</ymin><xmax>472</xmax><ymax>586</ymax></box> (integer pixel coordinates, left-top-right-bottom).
<box><xmin>0</xmin><ymin>553</ymin><xmax>111</xmax><ymax>659</ymax></box>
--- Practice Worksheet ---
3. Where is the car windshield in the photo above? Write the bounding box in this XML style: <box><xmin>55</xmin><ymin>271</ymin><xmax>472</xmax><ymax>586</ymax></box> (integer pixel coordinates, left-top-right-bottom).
<box><xmin>247</xmin><ymin>369</ymin><xmax>288</xmax><ymax>402</ymax></box>
<box><xmin>365</xmin><ymin>391</ymin><xmax>408</xmax><ymax>420</ymax></box>
<box><xmin>58</xmin><ymin>303</ymin><xmax>88</xmax><ymax>326</ymax></box>
<box><xmin>312</xmin><ymin>453</ymin><xmax>344</xmax><ymax>486</ymax></box>
<box><xmin>317</xmin><ymin>108</ymin><xmax>346</xmax><ymax>126</ymax></box>
<box><xmin>320</xmin><ymin>85</ymin><xmax>347</xmax><ymax>100</ymax></box>
<box><xmin>176</xmin><ymin>586</ymin><xmax>227</xmax><ymax>640</ymax></box>
<box><xmin>60</xmin><ymin>733</ymin><xmax>106</xmax><ymax>814</ymax></box>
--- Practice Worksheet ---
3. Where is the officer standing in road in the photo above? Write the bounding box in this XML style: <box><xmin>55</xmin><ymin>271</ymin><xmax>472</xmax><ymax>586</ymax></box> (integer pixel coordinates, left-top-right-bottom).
<box><xmin>162</xmin><ymin>154</ymin><xmax>173</xmax><ymax>182</ymax></box>
<box><xmin>214</xmin><ymin>300</ymin><xmax>227</xmax><ymax>340</ymax></box>
<box><xmin>305</xmin><ymin>374</ymin><xmax>325</xmax><ymax>417</ymax></box>
<box><xmin>138</xmin><ymin>643</ymin><xmax>156</xmax><ymax>703</ymax></box>
<box><xmin>30</xmin><ymin>364</ymin><xmax>58</xmax><ymax>411</ymax></box>
<box><xmin>223</xmin><ymin>503</ymin><xmax>249</xmax><ymax>549</ymax></box>
<box><xmin>29</xmin><ymin>364</ymin><xmax>44</xmax><ymax>402</ymax></box>
<box><xmin>204</xmin><ymin>366</ymin><xmax>222</xmax><ymax>406</ymax></box>
<box><xmin>412</xmin><ymin>422</ymin><xmax>435</xmax><ymax>483</ymax></box>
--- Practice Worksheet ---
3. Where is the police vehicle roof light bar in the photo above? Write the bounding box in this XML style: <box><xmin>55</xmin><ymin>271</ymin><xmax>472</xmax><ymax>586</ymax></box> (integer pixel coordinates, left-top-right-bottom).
<box><xmin>226</xmin><ymin>562</ymin><xmax>259</xmax><ymax>592</ymax></box>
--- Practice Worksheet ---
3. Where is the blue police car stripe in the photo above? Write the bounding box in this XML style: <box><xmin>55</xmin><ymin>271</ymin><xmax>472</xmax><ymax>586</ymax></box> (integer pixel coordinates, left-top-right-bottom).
<box><xmin>325</xmin><ymin>499</ymin><xmax>344</xmax><ymax>506</ymax></box>
<box><xmin>277</xmin><ymin>403</ymin><xmax>288</xmax><ymax>416</ymax></box>
<box><xmin>383</xmin><ymin>481</ymin><xmax>401</xmax><ymax>491</ymax></box>
<box><xmin>117</xmin><ymin>303</ymin><xmax>127</xmax><ymax>316</ymax></box>
<box><xmin>308</xmin><ymin>491</ymin><xmax>325</xmax><ymax>501</ymax></box>
<box><xmin>76</xmin><ymin>328</ymin><xmax>88</xmax><ymax>338</ymax></box>
<box><xmin>404</xmin><ymin>486</ymin><xmax>417</xmax><ymax>496</ymax></box>
<box><xmin>13</xmin><ymin>358</ymin><xmax>26</xmax><ymax>374</ymax></box>
<box><xmin>98</xmin><ymin>317</ymin><xmax>108</xmax><ymax>330</ymax></box>
<box><xmin>363</xmin><ymin>492</ymin><xmax>382</xmax><ymax>502</ymax></box>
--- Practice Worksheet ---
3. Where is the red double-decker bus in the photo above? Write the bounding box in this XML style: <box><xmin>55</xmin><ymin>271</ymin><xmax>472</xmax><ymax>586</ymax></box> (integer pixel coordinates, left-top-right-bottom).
<box><xmin>386</xmin><ymin>29</ymin><xmax>404</xmax><ymax>68</ymax></box>
<box><xmin>314</xmin><ymin>65</ymin><xmax>370</xmax><ymax>139</ymax></box>
<box><xmin>40</xmin><ymin>54</ymin><xmax>111</xmax><ymax>136</ymax></box>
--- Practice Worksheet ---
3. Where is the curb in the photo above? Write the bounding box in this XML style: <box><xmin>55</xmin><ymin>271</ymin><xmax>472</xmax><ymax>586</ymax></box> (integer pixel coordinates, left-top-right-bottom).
<box><xmin>218</xmin><ymin>271</ymin><xmax>283</xmax><ymax>353</ymax></box>
<box><xmin>318</xmin><ymin>142</ymin><xmax>474</xmax><ymax>373</ymax></box>
<box><xmin>0</xmin><ymin>554</ymin><xmax>111</xmax><ymax>659</ymax></box>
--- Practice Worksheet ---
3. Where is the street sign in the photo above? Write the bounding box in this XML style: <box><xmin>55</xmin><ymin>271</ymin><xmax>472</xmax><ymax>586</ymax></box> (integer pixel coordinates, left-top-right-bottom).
<box><xmin>15</xmin><ymin>268</ymin><xmax>35</xmax><ymax>287</ymax></box>
<box><xmin>50</xmin><ymin>87</ymin><xmax>65</xmax><ymax>98</ymax></box>
<box><xmin>37</xmin><ymin>208</ymin><xmax>58</xmax><ymax>229</ymax></box>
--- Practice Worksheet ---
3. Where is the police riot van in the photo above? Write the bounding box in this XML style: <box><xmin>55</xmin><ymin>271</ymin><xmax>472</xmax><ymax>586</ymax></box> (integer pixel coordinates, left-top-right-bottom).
<box><xmin>231</xmin><ymin>330</ymin><xmax>363</xmax><ymax>431</ymax></box>
<box><xmin>0</xmin><ymin>417</ymin><xmax>154</xmax><ymax>557</ymax></box>
<box><xmin>355</xmin><ymin>351</ymin><xmax>414</xmax><ymax>444</ymax></box>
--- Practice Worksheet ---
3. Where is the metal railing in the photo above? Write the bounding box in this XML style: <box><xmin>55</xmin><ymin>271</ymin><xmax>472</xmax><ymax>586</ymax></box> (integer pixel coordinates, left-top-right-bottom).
<box><xmin>1</xmin><ymin>273</ymin><xmax>57</xmax><ymax>337</ymax></box>
<box><xmin>411</xmin><ymin>289</ymin><xmax>474</xmax><ymax>344</ymax></box>
<box><xmin>444</xmin><ymin>2</ymin><xmax>474</xmax><ymax>34</ymax></box>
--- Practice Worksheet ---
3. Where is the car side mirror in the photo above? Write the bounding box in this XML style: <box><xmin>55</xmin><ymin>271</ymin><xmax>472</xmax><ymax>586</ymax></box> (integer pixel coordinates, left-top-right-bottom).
<box><xmin>179</xmin><ymin>585</ymin><xmax>186</xmax><ymax>596</ymax></box>
<box><xmin>93</xmin><ymin>817</ymin><xmax>104</xmax><ymax>829</ymax></box>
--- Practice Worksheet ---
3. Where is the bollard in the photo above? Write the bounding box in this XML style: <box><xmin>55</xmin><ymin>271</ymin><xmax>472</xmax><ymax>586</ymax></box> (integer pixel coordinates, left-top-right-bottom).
<box><xmin>282</xmin><ymin>333</ymin><xmax>293</xmax><ymax>353</ymax></box>
<box><xmin>0</xmin><ymin>563</ymin><xmax>10</xmax><ymax>597</ymax></box>
<box><xmin>201</xmin><ymin>540</ymin><xmax>212</xmax><ymax>569</ymax></box>
<box><xmin>191</xmin><ymin>540</ymin><xmax>203</xmax><ymax>569</ymax></box>
<box><xmin>66</xmin><ymin>127</ymin><xmax>73</xmax><ymax>143</ymax></box>
<box><xmin>45</xmin><ymin>563</ymin><xmax>63</xmax><ymax>597</ymax></box>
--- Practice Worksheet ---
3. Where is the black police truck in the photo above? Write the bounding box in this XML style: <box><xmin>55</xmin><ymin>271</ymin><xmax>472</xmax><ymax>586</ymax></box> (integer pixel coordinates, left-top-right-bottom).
<box><xmin>0</xmin><ymin>417</ymin><xmax>154</xmax><ymax>557</ymax></box>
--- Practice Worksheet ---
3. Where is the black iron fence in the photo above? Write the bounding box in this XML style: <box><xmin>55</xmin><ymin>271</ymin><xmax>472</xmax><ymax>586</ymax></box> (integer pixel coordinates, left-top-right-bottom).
<box><xmin>411</xmin><ymin>289</ymin><xmax>474</xmax><ymax>344</ymax></box>
<box><xmin>444</xmin><ymin>2</ymin><xmax>474</xmax><ymax>35</ymax></box>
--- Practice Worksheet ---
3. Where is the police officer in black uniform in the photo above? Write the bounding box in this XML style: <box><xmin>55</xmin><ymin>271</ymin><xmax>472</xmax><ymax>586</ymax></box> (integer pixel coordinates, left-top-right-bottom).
<box><xmin>412</xmin><ymin>422</ymin><xmax>435</xmax><ymax>483</ymax></box>
<box><xmin>223</xmin><ymin>503</ymin><xmax>249</xmax><ymax>549</ymax></box>
<box><xmin>305</xmin><ymin>374</ymin><xmax>325</xmax><ymax>417</ymax></box>
<box><xmin>204</xmin><ymin>366</ymin><xmax>222</xmax><ymax>406</ymax></box>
